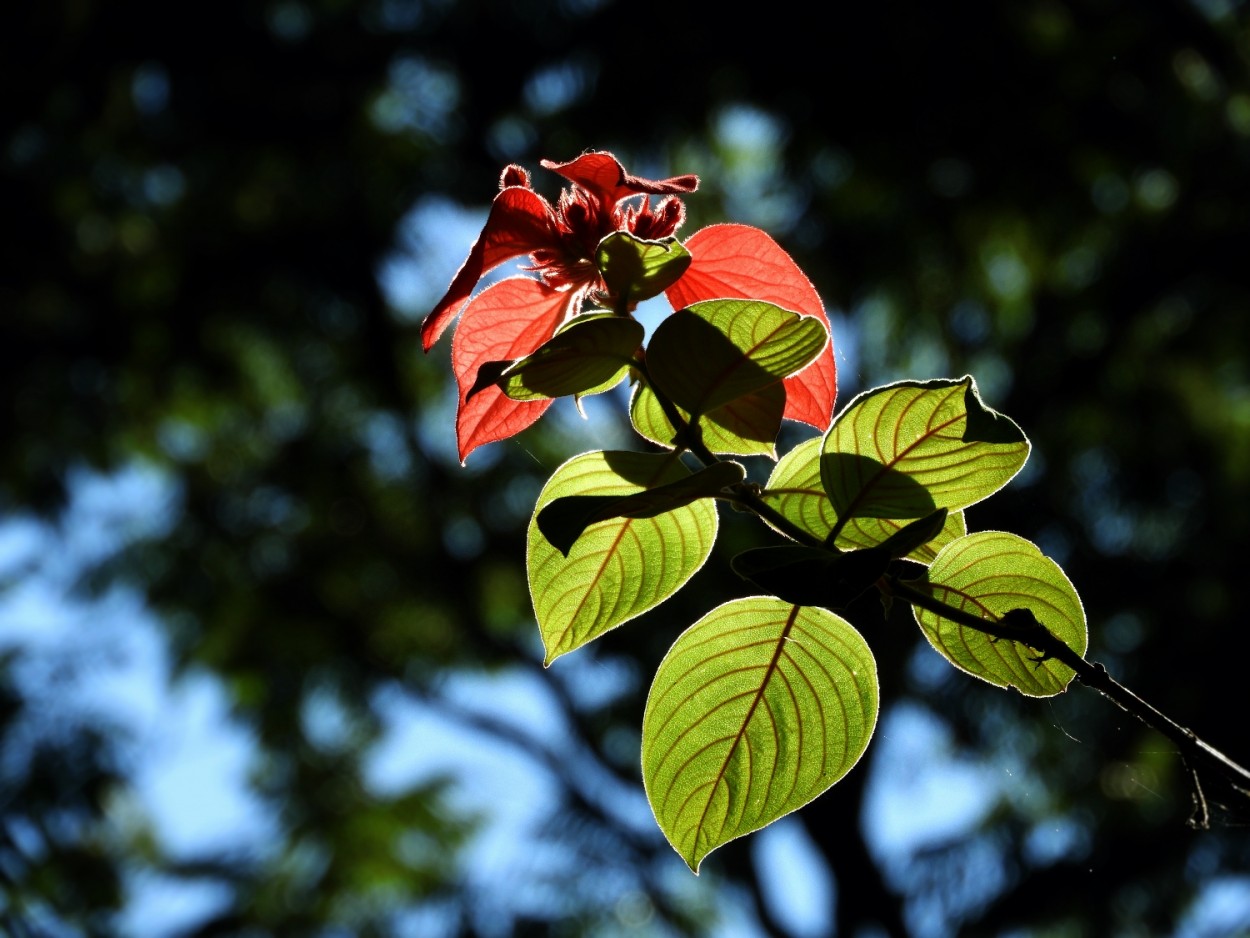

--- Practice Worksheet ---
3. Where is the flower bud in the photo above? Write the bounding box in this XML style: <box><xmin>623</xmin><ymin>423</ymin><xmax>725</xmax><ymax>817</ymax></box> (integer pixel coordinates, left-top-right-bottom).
<box><xmin>500</xmin><ymin>164</ymin><xmax>531</xmax><ymax>189</ymax></box>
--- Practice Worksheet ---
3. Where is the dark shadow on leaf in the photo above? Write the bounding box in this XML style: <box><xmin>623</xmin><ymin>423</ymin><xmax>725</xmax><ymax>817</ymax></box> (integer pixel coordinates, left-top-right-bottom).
<box><xmin>465</xmin><ymin>359</ymin><xmax>512</xmax><ymax>400</ymax></box>
<box><xmin>820</xmin><ymin>452</ymin><xmax>937</xmax><ymax>520</ymax></box>
<box><xmin>538</xmin><ymin>458</ymin><xmax>744</xmax><ymax>555</ymax></box>
<box><xmin>877</xmin><ymin>508</ymin><xmax>948</xmax><ymax>558</ymax></box>
<box><xmin>648</xmin><ymin>309</ymin><xmax>787</xmax><ymax>415</ymax></box>
<box><xmin>732</xmin><ymin>544</ymin><xmax>890</xmax><ymax>610</ymax></box>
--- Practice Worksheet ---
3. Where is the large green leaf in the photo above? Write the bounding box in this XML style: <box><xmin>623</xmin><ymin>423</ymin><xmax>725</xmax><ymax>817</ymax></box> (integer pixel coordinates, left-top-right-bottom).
<box><xmin>630</xmin><ymin>380</ymin><xmax>783</xmax><ymax>457</ymax></box>
<box><xmin>528</xmin><ymin>451</ymin><xmax>718</xmax><ymax>666</ymax></box>
<box><xmin>761</xmin><ymin>437</ymin><xmax>965</xmax><ymax>561</ymax></box>
<box><xmin>469</xmin><ymin>313</ymin><xmax>643</xmax><ymax>402</ymax></box>
<box><xmin>909</xmin><ymin>531</ymin><xmax>1088</xmax><ymax>696</ymax></box>
<box><xmin>642</xmin><ymin>597</ymin><xmax>878</xmax><ymax>871</ymax></box>
<box><xmin>595</xmin><ymin>232</ymin><xmax>692</xmax><ymax>306</ymax></box>
<box><xmin>820</xmin><ymin>376</ymin><xmax>1029</xmax><ymax>522</ymax></box>
<box><xmin>647</xmin><ymin>299</ymin><xmax>827</xmax><ymax>417</ymax></box>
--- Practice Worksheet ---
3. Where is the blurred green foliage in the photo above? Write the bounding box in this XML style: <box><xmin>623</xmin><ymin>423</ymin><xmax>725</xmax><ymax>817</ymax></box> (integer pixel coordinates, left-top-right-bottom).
<box><xmin>3</xmin><ymin>0</ymin><xmax>1250</xmax><ymax>934</ymax></box>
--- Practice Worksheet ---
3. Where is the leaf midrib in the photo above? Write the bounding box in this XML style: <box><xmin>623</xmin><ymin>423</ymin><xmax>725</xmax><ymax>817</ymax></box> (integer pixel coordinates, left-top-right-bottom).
<box><xmin>692</xmin><ymin>311</ymin><xmax>806</xmax><ymax>417</ymax></box>
<box><xmin>690</xmin><ymin>603</ymin><xmax>801</xmax><ymax>862</ymax></box>
<box><xmin>547</xmin><ymin>454</ymin><xmax>686</xmax><ymax>657</ymax></box>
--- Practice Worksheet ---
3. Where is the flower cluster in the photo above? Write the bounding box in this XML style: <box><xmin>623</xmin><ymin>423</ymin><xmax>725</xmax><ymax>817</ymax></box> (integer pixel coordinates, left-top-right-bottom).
<box><xmin>423</xmin><ymin>152</ymin><xmax>836</xmax><ymax>461</ymax></box>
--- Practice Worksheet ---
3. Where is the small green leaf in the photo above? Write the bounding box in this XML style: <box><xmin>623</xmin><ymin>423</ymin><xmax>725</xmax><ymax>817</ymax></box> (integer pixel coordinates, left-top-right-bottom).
<box><xmin>648</xmin><ymin>300</ymin><xmax>827</xmax><ymax>417</ymax></box>
<box><xmin>909</xmin><ymin>531</ymin><xmax>1088</xmax><ymax>696</ymax></box>
<box><xmin>528</xmin><ymin>451</ymin><xmax>718</xmax><ymax>665</ymax></box>
<box><xmin>760</xmin><ymin>438</ymin><xmax>964</xmax><ymax>561</ymax></box>
<box><xmin>630</xmin><ymin>381</ymin><xmax>782</xmax><ymax>457</ymax></box>
<box><xmin>643</xmin><ymin>597</ymin><xmax>878</xmax><ymax>871</ymax></box>
<box><xmin>470</xmin><ymin>314</ymin><xmax>643</xmax><ymax>402</ymax></box>
<box><xmin>537</xmin><ymin>460</ymin><xmax>745</xmax><ymax>555</ymax></box>
<box><xmin>821</xmin><ymin>376</ymin><xmax>1029</xmax><ymax>521</ymax></box>
<box><xmin>596</xmin><ymin>232</ymin><xmax>692</xmax><ymax>305</ymax></box>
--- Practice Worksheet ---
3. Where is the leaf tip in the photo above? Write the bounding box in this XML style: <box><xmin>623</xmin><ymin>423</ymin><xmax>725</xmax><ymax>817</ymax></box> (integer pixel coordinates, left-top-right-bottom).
<box><xmin>541</xmin><ymin>646</ymin><xmax>563</xmax><ymax>668</ymax></box>
<box><xmin>960</xmin><ymin>375</ymin><xmax>1028</xmax><ymax>446</ymax></box>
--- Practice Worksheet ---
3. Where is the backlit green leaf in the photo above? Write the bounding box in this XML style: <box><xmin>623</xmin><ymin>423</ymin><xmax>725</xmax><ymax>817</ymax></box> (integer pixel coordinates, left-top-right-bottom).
<box><xmin>643</xmin><ymin>597</ymin><xmax>878</xmax><ymax>871</ymax></box>
<box><xmin>760</xmin><ymin>437</ymin><xmax>964</xmax><ymax>561</ymax></box>
<box><xmin>630</xmin><ymin>380</ymin><xmax>782</xmax><ymax>457</ymax></box>
<box><xmin>873</xmin><ymin>509</ymin><xmax>950</xmax><ymax>560</ymax></box>
<box><xmin>470</xmin><ymin>314</ymin><xmax>643</xmax><ymax>402</ymax></box>
<box><xmin>596</xmin><ymin>232</ymin><xmax>692</xmax><ymax>305</ymax></box>
<box><xmin>909</xmin><ymin>531</ymin><xmax>1088</xmax><ymax>696</ymax></box>
<box><xmin>821</xmin><ymin>376</ymin><xmax>1029</xmax><ymax>521</ymax></box>
<box><xmin>528</xmin><ymin>451</ymin><xmax>718</xmax><ymax>666</ymax></box>
<box><xmin>648</xmin><ymin>299</ymin><xmax>827</xmax><ymax>417</ymax></box>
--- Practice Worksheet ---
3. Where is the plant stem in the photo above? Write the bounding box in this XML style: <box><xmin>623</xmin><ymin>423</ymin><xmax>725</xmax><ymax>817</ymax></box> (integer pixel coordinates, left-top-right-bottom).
<box><xmin>724</xmin><ymin>487</ymin><xmax>827</xmax><ymax>549</ymax></box>
<box><xmin>629</xmin><ymin>358</ymin><xmax>720</xmax><ymax>468</ymax></box>
<box><xmin>885</xmin><ymin>573</ymin><xmax>1250</xmax><ymax>823</ymax></box>
<box><xmin>631</xmin><ymin>366</ymin><xmax>831</xmax><ymax>548</ymax></box>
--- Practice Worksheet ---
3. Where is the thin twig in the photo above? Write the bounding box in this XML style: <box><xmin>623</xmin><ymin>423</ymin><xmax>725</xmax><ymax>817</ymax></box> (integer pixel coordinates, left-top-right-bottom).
<box><xmin>886</xmin><ymin>574</ymin><xmax>1250</xmax><ymax>820</ymax></box>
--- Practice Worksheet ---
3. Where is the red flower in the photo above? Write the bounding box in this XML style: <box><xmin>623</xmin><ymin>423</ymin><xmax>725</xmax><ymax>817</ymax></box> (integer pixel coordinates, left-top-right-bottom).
<box><xmin>423</xmin><ymin>152</ymin><xmax>697</xmax><ymax>462</ymax></box>
<box><xmin>423</xmin><ymin>152</ymin><xmax>836</xmax><ymax>462</ymax></box>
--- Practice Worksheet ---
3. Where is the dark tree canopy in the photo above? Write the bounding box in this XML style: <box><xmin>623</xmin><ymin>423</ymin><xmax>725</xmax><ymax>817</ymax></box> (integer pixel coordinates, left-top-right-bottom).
<box><xmin>3</xmin><ymin>0</ymin><xmax>1250</xmax><ymax>935</ymax></box>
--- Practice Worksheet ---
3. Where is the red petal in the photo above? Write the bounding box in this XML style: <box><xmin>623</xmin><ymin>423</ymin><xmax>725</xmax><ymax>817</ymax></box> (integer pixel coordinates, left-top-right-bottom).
<box><xmin>421</xmin><ymin>186</ymin><xmax>558</xmax><ymax>351</ymax></box>
<box><xmin>665</xmin><ymin>224</ymin><xmax>837</xmax><ymax>429</ymax></box>
<box><xmin>541</xmin><ymin>152</ymin><xmax>698</xmax><ymax>208</ymax></box>
<box><xmin>452</xmin><ymin>277</ymin><xmax>574</xmax><ymax>462</ymax></box>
